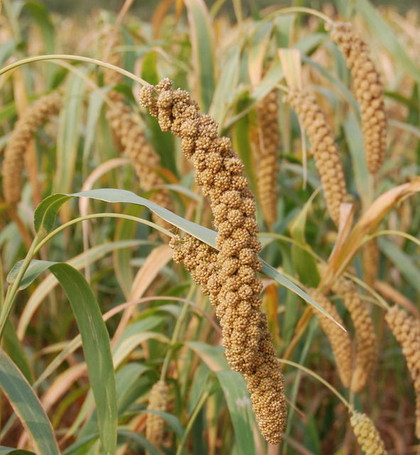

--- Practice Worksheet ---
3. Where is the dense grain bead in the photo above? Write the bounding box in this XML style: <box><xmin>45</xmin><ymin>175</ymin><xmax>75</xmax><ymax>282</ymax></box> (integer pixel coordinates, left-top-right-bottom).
<box><xmin>2</xmin><ymin>91</ymin><xmax>62</xmax><ymax>204</ymax></box>
<box><xmin>330</xmin><ymin>22</ymin><xmax>387</xmax><ymax>174</ymax></box>
<box><xmin>308</xmin><ymin>288</ymin><xmax>353</xmax><ymax>388</ymax></box>
<box><xmin>385</xmin><ymin>305</ymin><xmax>420</xmax><ymax>438</ymax></box>
<box><xmin>284</xmin><ymin>88</ymin><xmax>347</xmax><ymax>226</ymax></box>
<box><xmin>251</xmin><ymin>89</ymin><xmax>280</xmax><ymax>226</ymax></box>
<box><xmin>102</xmin><ymin>33</ymin><xmax>173</xmax><ymax>230</ymax></box>
<box><xmin>350</xmin><ymin>411</ymin><xmax>388</xmax><ymax>455</ymax></box>
<box><xmin>105</xmin><ymin>101</ymin><xmax>173</xmax><ymax>230</ymax></box>
<box><xmin>146</xmin><ymin>380</ymin><xmax>169</xmax><ymax>452</ymax></box>
<box><xmin>331</xmin><ymin>276</ymin><xmax>376</xmax><ymax>392</ymax></box>
<box><xmin>148</xmin><ymin>79</ymin><xmax>287</xmax><ymax>444</ymax></box>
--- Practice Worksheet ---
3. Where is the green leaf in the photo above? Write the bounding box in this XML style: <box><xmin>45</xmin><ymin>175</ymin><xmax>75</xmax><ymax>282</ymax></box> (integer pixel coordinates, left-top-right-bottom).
<box><xmin>34</xmin><ymin>193</ymin><xmax>72</xmax><ymax>234</ymax></box>
<box><xmin>117</xmin><ymin>429</ymin><xmax>161</xmax><ymax>455</ymax></box>
<box><xmin>217</xmin><ymin>371</ymin><xmax>258</xmax><ymax>455</ymax></box>
<box><xmin>3</xmin><ymin>321</ymin><xmax>33</xmax><ymax>383</ymax></box>
<box><xmin>83</xmin><ymin>89</ymin><xmax>105</xmax><ymax>167</ymax></box>
<box><xmin>209</xmin><ymin>45</ymin><xmax>240</xmax><ymax>125</ymax></box>
<box><xmin>49</xmin><ymin>264</ymin><xmax>117</xmax><ymax>455</ymax></box>
<box><xmin>0</xmin><ymin>351</ymin><xmax>59</xmax><ymax>455</ymax></box>
<box><xmin>54</xmin><ymin>70</ymin><xmax>86</xmax><ymax>199</ymax></box>
<box><xmin>185</xmin><ymin>0</ymin><xmax>215</xmax><ymax>111</ymax></box>
<box><xmin>18</xmin><ymin>240</ymin><xmax>146</xmax><ymax>339</ymax></box>
<box><xmin>0</xmin><ymin>448</ymin><xmax>35</xmax><ymax>455</ymax></box>
<box><xmin>289</xmin><ymin>192</ymin><xmax>320</xmax><ymax>288</ymax></box>
<box><xmin>24</xmin><ymin>2</ymin><xmax>54</xmax><ymax>53</ymax></box>
<box><xmin>343</xmin><ymin>111</ymin><xmax>372</xmax><ymax>203</ymax></box>
<box><xmin>379</xmin><ymin>238</ymin><xmax>420</xmax><ymax>294</ymax></box>
<box><xmin>187</xmin><ymin>342</ymin><xmax>257</xmax><ymax>454</ymax></box>
<box><xmin>33</xmin><ymin>189</ymin><xmax>340</xmax><ymax>326</ymax></box>
<box><xmin>7</xmin><ymin>259</ymin><xmax>57</xmax><ymax>290</ymax></box>
<box><xmin>70</xmin><ymin>188</ymin><xmax>218</xmax><ymax>244</ymax></box>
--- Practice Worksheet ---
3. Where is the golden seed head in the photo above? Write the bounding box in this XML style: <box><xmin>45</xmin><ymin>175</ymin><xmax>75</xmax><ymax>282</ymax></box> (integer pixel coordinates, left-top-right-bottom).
<box><xmin>146</xmin><ymin>380</ymin><xmax>169</xmax><ymax>448</ymax></box>
<box><xmin>148</xmin><ymin>79</ymin><xmax>287</xmax><ymax>443</ymax></box>
<box><xmin>252</xmin><ymin>89</ymin><xmax>280</xmax><ymax>226</ymax></box>
<box><xmin>284</xmin><ymin>87</ymin><xmax>347</xmax><ymax>226</ymax></box>
<box><xmin>308</xmin><ymin>288</ymin><xmax>353</xmax><ymax>387</ymax></box>
<box><xmin>331</xmin><ymin>276</ymin><xmax>376</xmax><ymax>392</ymax></box>
<box><xmin>330</xmin><ymin>21</ymin><xmax>387</xmax><ymax>174</ymax></box>
<box><xmin>105</xmin><ymin>97</ymin><xmax>173</xmax><ymax>232</ymax></box>
<box><xmin>385</xmin><ymin>305</ymin><xmax>420</xmax><ymax>438</ymax></box>
<box><xmin>350</xmin><ymin>411</ymin><xmax>388</xmax><ymax>455</ymax></box>
<box><xmin>2</xmin><ymin>91</ymin><xmax>62</xmax><ymax>204</ymax></box>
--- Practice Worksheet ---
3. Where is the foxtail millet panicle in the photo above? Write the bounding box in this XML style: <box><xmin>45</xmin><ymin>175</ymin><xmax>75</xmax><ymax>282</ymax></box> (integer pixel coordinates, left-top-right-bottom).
<box><xmin>350</xmin><ymin>411</ymin><xmax>388</xmax><ymax>455</ymax></box>
<box><xmin>385</xmin><ymin>305</ymin><xmax>420</xmax><ymax>438</ymax></box>
<box><xmin>252</xmin><ymin>89</ymin><xmax>279</xmax><ymax>226</ymax></box>
<box><xmin>102</xmin><ymin>29</ymin><xmax>174</xmax><ymax>227</ymax></box>
<box><xmin>308</xmin><ymin>288</ymin><xmax>353</xmax><ymax>388</ymax></box>
<box><xmin>105</xmin><ymin>100</ymin><xmax>174</xmax><ymax>230</ymax></box>
<box><xmin>100</xmin><ymin>23</ymin><xmax>124</xmax><ymax>92</ymax></box>
<box><xmin>146</xmin><ymin>380</ymin><xmax>169</xmax><ymax>450</ymax></box>
<box><xmin>332</xmin><ymin>277</ymin><xmax>376</xmax><ymax>392</ymax></box>
<box><xmin>284</xmin><ymin>87</ymin><xmax>347</xmax><ymax>226</ymax></box>
<box><xmin>2</xmin><ymin>91</ymin><xmax>62</xmax><ymax>204</ymax></box>
<box><xmin>143</xmin><ymin>78</ymin><xmax>287</xmax><ymax>444</ymax></box>
<box><xmin>329</xmin><ymin>21</ymin><xmax>387</xmax><ymax>174</ymax></box>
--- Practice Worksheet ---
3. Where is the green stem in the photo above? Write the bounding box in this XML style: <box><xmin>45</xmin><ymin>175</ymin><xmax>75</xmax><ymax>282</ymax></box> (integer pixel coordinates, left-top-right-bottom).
<box><xmin>176</xmin><ymin>390</ymin><xmax>210</xmax><ymax>455</ymax></box>
<box><xmin>267</xmin><ymin>6</ymin><xmax>333</xmax><ymax>24</ymax></box>
<box><xmin>0</xmin><ymin>236</ymin><xmax>41</xmax><ymax>339</ymax></box>
<box><xmin>160</xmin><ymin>291</ymin><xmax>194</xmax><ymax>380</ymax></box>
<box><xmin>33</xmin><ymin>212</ymin><xmax>173</xmax><ymax>255</ymax></box>
<box><xmin>0</xmin><ymin>54</ymin><xmax>148</xmax><ymax>86</ymax></box>
<box><xmin>279</xmin><ymin>358</ymin><xmax>350</xmax><ymax>409</ymax></box>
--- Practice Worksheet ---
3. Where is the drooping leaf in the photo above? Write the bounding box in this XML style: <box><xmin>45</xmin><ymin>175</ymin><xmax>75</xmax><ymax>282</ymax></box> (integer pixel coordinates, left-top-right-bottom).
<box><xmin>0</xmin><ymin>351</ymin><xmax>60</xmax><ymax>455</ymax></box>
<box><xmin>49</xmin><ymin>263</ymin><xmax>117</xmax><ymax>455</ymax></box>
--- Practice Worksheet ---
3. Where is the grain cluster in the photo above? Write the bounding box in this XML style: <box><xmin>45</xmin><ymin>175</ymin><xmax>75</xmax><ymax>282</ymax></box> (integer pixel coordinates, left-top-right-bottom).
<box><xmin>2</xmin><ymin>91</ymin><xmax>62</xmax><ymax>204</ymax></box>
<box><xmin>284</xmin><ymin>88</ymin><xmax>347</xmax><ymax>226</ymax></box>
<box><xmin>330</xmin><ymin>21</ymin><xmax>387</xmax><ymax>174</ymax></box>
<box><xmin>385</xmin><ymin>305</ymin><xmax>420</xmax><ymax>438</ymax></box>
<box><xmin>252</xmin><ymin>89</ymin><xmax>279</xmax><ymax>226</ymax></box>
<box><xmin>332</xmin><ymin>277</ymin><xmax>376</xmax><ymax>392</ymax></box>
<box><xmin>101</xmin><ymin>27</ymin><xmax>173</xmax><ymax>227</ymax></box>
<box><xmin>141</xmin><ymin>78</ymin><xmax>286</xmax><ymax>444</ymax></box>
<box><xmin>350</xmin><ymin>411</ymin><xmax>388</xmax><ymax>455</ymax></box>
<box><xmin>146</xmin><ymin>380</ymin><xmax>169</xmax><ymax>450</ymax></box>
<box><xmin>308</xmin><ymin>287</ymin><xmax>353</xmax><ymax>387</ymax></box>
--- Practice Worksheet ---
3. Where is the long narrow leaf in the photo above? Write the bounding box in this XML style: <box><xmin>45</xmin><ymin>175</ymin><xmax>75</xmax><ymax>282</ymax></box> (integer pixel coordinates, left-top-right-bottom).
<box><xmin>185</xmin><ymin>0</ymin><xmax>215</xmax><ymax>111</ymax></box>
<box><xmin>49</xmin><ymin>263</ymin><xmax>117</xmax><ymax>455</ymax></box>
<box><xmin>0</xmin><ymin>351</ymin><xmax>59</xmax><ymax>455</ymax></box>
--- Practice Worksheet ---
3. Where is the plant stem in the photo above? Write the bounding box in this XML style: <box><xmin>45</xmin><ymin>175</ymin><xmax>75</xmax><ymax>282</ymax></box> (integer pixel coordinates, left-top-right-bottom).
<box><xmin>176</xmin><ymin>389</ymin><xmax>210</xmax><ymax>455</ymax></box>
<box><xmin>0</xmin><ymin>236</ymin><xmax>41</xmax><ymax>339</ymax></box>
<box><xmin>160</xmin><ymin>291</ymin><xmax>194</xmax><ymax>380</ymax></box>
<box><xmin>0</xmin><ymin>54</ymin><xmax>148</xmax><ymax>86</ymax></box>
<box><xmin>279</xmin><ymin>358</ymin><xmax>350</xmax><ymax>409</ymax></box>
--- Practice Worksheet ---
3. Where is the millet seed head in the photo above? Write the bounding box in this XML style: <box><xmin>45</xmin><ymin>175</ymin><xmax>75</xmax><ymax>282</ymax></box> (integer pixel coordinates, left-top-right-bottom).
<box><xmin>308</xmin><ymin>287</ymin><xmax>353</xmax><ymax>388</ymax></box>
<box><xmin>350</xmin><ymin>411</ymin><xmax>388</xmax><ymax>455</ymax></box>
<box><xmin>2</xmin><ymin>91</ymin><xmax>62</xmax><ymax>204</ymax></box>
<box><xmin>284</xmin><ymin>87</ymin><xmax>347</xmax><ymax>226</ymax></box>
<box><xmin>385</xmin><ymin>305</ymin><xmax>420</xmax><ymax>438</ymax></box>
<box><xmin>150</xmin><ymin>79</ymin><xmax>287</xmax><ymax>443</ymax></box>
<box><xmin>329</xmin><ymin>21</ymin><xmax>387</xmax><ymax>174</ymax></box>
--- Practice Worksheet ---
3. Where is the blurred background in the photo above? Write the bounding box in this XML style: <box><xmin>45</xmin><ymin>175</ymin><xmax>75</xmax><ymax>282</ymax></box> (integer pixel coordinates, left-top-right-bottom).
<box><xmin>37</xmin><ymin>0</ymin><xmax>420</xmax><ymax>18</ymax></box>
